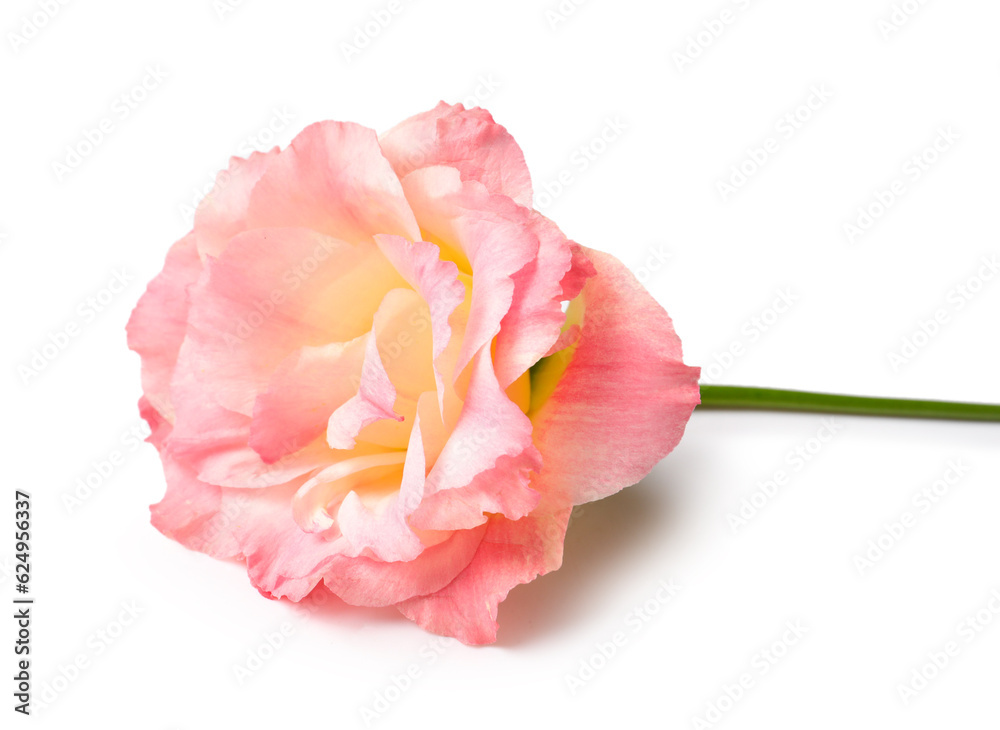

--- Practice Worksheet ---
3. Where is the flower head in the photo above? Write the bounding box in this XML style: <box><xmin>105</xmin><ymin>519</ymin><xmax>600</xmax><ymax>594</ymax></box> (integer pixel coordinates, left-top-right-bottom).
<box><xmin>127</xmin><ymin>102</ymin><xmax>700</xmax><ymax>644</ymax></box>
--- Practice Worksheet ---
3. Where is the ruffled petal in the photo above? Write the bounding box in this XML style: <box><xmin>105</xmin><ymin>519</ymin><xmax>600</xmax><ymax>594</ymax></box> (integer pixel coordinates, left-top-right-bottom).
<box><xmin>529</xmin><ymin>246</ymin><xmax>701</xmax><ymax>505</ymax></box>
<box><xmin>335</xmin><ymin>413</ymin><xmax>428</xmax><ymax>562</ymax></box>
<box><xmin>411</xmin><ymin>349</ymin><xmax>540</xmax><ymax>531</ymax></box>
<box><xmin>323</xmin><ymin>524</ymin><xmax>486</xmax><ymax>608</ymax></box>
<box><xmin>183</xmin><ymin>226</ymin><xmax>404</xmax><ymax>415</ymax></box>
<box><xmin>412</xmin><ymin>450</ymin><xmax>541</xmax><ymax>533</ymax></box>
<box><xmin>493</xmin><ymin>212</ymin><xmax>576</xmax><ymax>387</ymax></box>
<box><xmin>149</xmin><ymin>449</ymin><xmax>241</xmax><ymax>559</ymax></box>
<box><xmin>249</xmin><ymin>335</ymin><xmax>368</xmax><ymax>464</ymax></box>
<box><xmin>373</xmin><ymin>234</ymin><xmax>466</xmax><ymax>403</ymax></box>
<box><xmin>194</xmin><ymin>148</ymin><xmax>281</xmax><ymax>259</ymax></box>
<box><xmin>154</xmin><ymin>470</ymin><xmax>349</xmax><ymax>602</ymax></box>
<box><xmin>400</xmin><ymin>166</ymin><xmax>540</xmax><ymax>380</ymax></box>
<box><xmin>560</xmin><ymin>242</ymin><xmax>597</xmax><ymax>300</ymax></box>
<box><xmin>291</xmin><ymin>447</ymin><xmax>406</xmax><ymax>533</ymax></box>
<box><xmin>380</xmin><ymin>102</ymin><xmax>533</xmax><ymax>207</ymax></box>
<box><xmin>397</xmin><ymin>491</ymin><xmax>572</xmax><ymax>645</ymax></box>
<box><xmin>325</xmin><ymin>317</ymin><xmax>403</xmax><ymax>451</ymax></box>
<box><xmin>137</xmin><ymin>396</ymin><xmax>170</xmax><ymax>450</ymax></box>
<box><xmin>367</xmin><ymin>288</ymin><xmax>437</xmax><ymax>401</ymax></box>
<box><xmin>246</xmin><ymin>121</ymin><xmax>420</xmax><ymax>244</ymax></box>
<box><xmin>166</xmin><ymin>356</ymin><xmax>335</xmax><ymax>488</ymax></box>
<box><xmin>225</xmin><ymin>481</ymin><xmax>349</xmax><ymax>601</ymax></box>
<box><xmin>126</xmin><ymin>234</ymin><xmax>203</xmax><ymax>421</ymax></box>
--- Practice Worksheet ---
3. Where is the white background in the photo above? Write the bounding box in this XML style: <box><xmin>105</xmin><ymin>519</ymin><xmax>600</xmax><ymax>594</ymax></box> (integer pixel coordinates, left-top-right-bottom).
<box><xmin>3</xmin><ymin>0</ymin><xmax>999</xmax><ymax>727</ymax></box>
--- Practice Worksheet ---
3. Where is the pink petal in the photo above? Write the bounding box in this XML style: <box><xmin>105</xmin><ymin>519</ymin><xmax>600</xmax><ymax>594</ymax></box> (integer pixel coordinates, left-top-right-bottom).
<box><xmin>166</xmin><ymin>358</ymin><xmax>335</xmax><ymax>488</ymax></box>
<box><xmin>193</xmin><ymin>148</ymin><xmax>281</xmax><ymax>259</ymax></box>
<box><xmin>411</xmin><ymin>450</ymin><xmax>541</xmax><ymax>532</ymax></box>
<box><xmin>334</xmin><ymin>413</ymin><xmax>428</xmax><ymax>562</ymax></box>
<box><xmin>154</xmin><ymin>469</ymin><xmax>350</xmax><ymax>602</ymax></box>
<box><xmin>493</xmin><ymin>212</ymin><xmax>576</xmax><ymax>387</ymax></box>
<box><xmin>373</xmin><ymin>234</ymin><xmax>466</xmax><ymax>403</ymax></box>
<box><xmin>410</xmin><ymin>349</ymin><xmax>540</xmax><ymax>531</ymax></box>
<box><xmin>249</xmin><ymin>335</ymin><xmax>368</xmax><ymax>464</ymax></box>
<box><xmin>291</xmin><ymin>448</ymin><xmax>406</xmax><ymax>533</ymax></box>
<box><xmin>560</xmin><ymin>242</ymin><xmax>597</xmax><ymax>300</ymax></box>
<box><xmin>325</xmin><ymin>320</ymin><xmax>403</xmax><ymax>451</ymax></box>
<box><xmin>137</xmin><ymin>396</ymin><xmax>170</xmax><ymax>450</ymax></box>
<box><xmin>530</xmin><ymin>246</ymin><xmax>701</xmax><ymax>505</ymax></box>
<box><xmin>397</xmin><ymin>493</ymin><xmax>572</xmax><ymax>645</ymax></box>
<box><xmin>380</xmin><ymin>101</ymin><xmax>533</xmax><ymax>207</ymax></box>
<box><xmin>149</xmin><ymin>448</ymin><xmax>240</xmax><ymax>559</ymax></box>
<box><xmin>225</xmin><ymin>481</ymin><xmax>350</xmax><ymax>602</ymax></box>
<box><xmin>126</xmin><ymin>234</ymin><xmax>202</xmax><ymax>421</ymax></box>
<box><xmin>366</xmin><ymin>287</ymin><xmax>436</xmax><ymax>401</ymax></box>
<box><xmin>183</xmin><ymin>226</ymin><xmax>405</xmax><ymax>416</ymax></box>
<box><xmin>400</xmin><ymin>166</ymin><xmax>540</xmax><ymax>380</ymax></box>
<box><xmin>323</xmin><ymin>524</ymin><xmax>487</xmax><ymax>608</ymax></box>
<box><xmin>246</xmin><ymin>121</ymin><xmax>420</xmax><ymax>244</ymax></box>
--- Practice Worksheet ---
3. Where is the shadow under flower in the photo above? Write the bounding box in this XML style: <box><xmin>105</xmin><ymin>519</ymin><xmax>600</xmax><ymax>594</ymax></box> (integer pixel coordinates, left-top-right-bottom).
<box><xmin>495</xmin><ymin>469</ymin><xmax>684</xmax><ymax>647</ymax></box>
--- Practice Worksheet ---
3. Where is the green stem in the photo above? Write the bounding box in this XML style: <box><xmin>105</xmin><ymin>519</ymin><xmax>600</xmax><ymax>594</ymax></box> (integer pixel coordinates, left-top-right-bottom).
<box><xmin>698</xmin><ymin>385</ymin><xmax>1000</xmax><ymax>422</ymax></box>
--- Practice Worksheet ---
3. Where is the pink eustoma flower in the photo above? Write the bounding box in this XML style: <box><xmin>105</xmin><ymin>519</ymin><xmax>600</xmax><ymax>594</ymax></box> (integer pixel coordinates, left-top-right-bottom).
<box><xmin>127</xmin><ymin>103</ymin><xmax>700</xmax><ymax>644</ymax></box>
